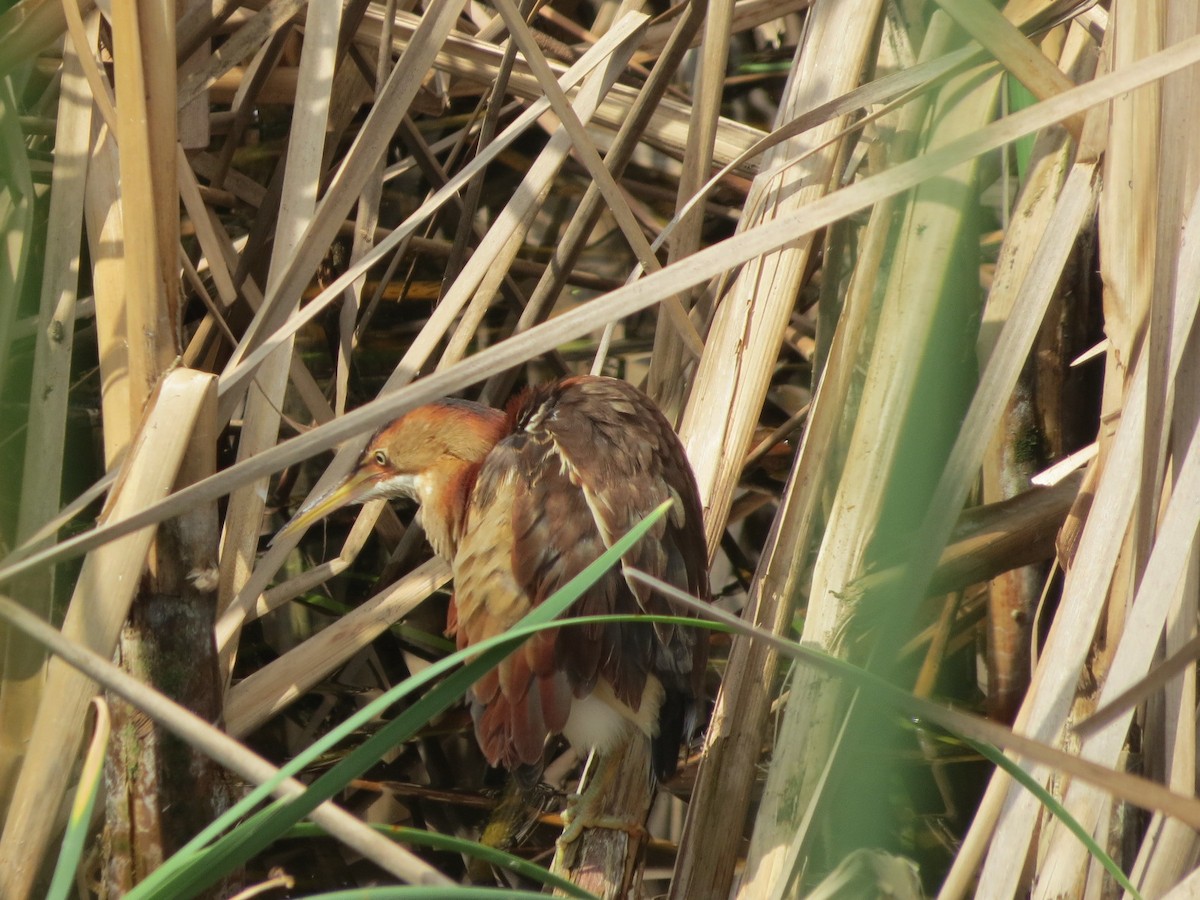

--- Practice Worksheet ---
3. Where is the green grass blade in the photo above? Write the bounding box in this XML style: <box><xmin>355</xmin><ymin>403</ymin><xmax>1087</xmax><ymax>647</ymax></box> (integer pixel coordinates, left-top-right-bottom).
<box><xmin>963</xmin><ymin>736</ymin><xmax>1141</xmax><ymax>900</ymax></box>
<box><xmin>285</xmin><ymin>822</ymin><xmax>595</xmax><ymax>898</ymax></box>
<box><xmin>46</xmin><ymin>699</ymin><xmax>110</xmax><ymax>900</ymax></box>
<box><xmin>128</xmin><ymin>500</ymin><xmax>673</xmax><ymax>899</ymax></box>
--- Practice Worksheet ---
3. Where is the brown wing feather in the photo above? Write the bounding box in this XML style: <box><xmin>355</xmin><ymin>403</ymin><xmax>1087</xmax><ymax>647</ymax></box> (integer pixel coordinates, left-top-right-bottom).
<box><xmin>450</xmin><ymin>456</ymin><xmax>572</xmax><ymax>770</ymax></box>
<box><xmin>518</xmin><ymin>376</ymin><xmax>709</xmax><ymax>679</ymax></box>
<box><xmin>452</xmin><ymin>376</ymin><xmax>708</xmax><ymax>776</ymax></box>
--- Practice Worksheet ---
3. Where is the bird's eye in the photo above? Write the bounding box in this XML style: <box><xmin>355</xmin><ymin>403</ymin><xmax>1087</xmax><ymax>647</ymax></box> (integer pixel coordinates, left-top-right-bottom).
<box><xmin>373</xmin><ymin>450</ymin><xmax>388</xmax><ymax>466</ymax></box>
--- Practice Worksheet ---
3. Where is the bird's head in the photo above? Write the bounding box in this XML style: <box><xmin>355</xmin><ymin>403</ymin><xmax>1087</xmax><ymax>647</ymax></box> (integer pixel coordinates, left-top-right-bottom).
<box><xmin>275</xmin><ymin>399</ymin><xmax>507</xmax><ymax>546</ymax></box>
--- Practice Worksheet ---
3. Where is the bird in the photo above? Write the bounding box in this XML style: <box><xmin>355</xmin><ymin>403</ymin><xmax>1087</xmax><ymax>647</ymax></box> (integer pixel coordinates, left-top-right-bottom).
<box><xmin>278</xmin><ymin>375</ymin><xmax>710</xmax><ymax>785</ymax></box>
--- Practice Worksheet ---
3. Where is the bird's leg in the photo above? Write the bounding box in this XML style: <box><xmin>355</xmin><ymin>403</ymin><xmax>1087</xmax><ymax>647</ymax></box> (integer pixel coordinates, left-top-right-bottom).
<box><xmin>555</xmin><ymin>749</ymin><xmax>649</xmax><ymax>852</ymax></box>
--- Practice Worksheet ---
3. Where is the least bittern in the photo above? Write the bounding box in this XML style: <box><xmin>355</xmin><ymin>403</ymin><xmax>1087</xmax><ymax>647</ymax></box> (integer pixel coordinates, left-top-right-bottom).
<box><xmin>278</xmin><ymin>375</ymin><xmax>709</xmax><ymax>786</ymax></box>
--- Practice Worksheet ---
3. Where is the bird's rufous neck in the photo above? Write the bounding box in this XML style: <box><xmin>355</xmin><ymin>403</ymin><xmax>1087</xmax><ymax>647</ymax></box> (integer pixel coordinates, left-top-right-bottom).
<box><xmin>416</xmin><ymin>405</ymin><xmax>507</xmax><ymax>560</ymax></box>
<box><xmin>420</xmin><ymin>459</ymin><xmax>480</xmax><ymax>560</ymax></box>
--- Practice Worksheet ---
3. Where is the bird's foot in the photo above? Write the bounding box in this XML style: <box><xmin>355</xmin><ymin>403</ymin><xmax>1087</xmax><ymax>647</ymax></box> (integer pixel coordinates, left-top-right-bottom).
<box><xmin>556</xmin><ymin>798</ymin><xmax>648</xmax><ymax>849</ymax></box>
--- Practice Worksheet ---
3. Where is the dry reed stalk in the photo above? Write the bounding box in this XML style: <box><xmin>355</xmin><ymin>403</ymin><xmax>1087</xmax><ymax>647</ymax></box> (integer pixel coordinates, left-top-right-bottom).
<box><xmin>976</xmin><ymin>75</ymin><xmax>1076</xmax><ymax>722</ymax></box>
<box><xmin>351</xmin><ymin>4</ymin><xmax>767</xmax><ymax>168</ymax></box>
<box><xmin>10</xmin><ymin>18</ymin><xmax>90</xmax><ymax>551</ymax></box>
<box><xmin>218</xmin><ymin>500</ymin><xmax>384</xmax><ymax>636</ymax></box>
<box><xmin>0</xmin><ymin>13</ymin><xmax>93</xmax><ymax>813</ymax></box>
<box><xmin>112</xmin><ymin>0</ymin><xmax>179</xmax><ymax>406</ymax></box>
<box><xmin>645</xmin><ymin>0</ymin><xmax>736</xmax><ymax>420</ymax></box>
<box><xmin>1126</xmin><ymin>98</ymin><xmax>1200</xmax><ymax>900</ymax></box>
<box><xmin>436</xmin><ymin>11</ymin><xmax>650</xmax><ymax>368</ymax></box>
<box><xmin>105</xmin><ymin>377</ymin><xmax>222</xmax><ymax>892</ymax></box>
<box><xmin>335</xmin><ymin>0</ymin><xmax>396</xmax><ymax>418</ymax></box>
<box><xmin>0</xmin><ymin>370</ymin><xmax>216</xmax><ymax>899</ymax></box>
<box><xmin>177</xmin><ymin>0</ymin><xmax>309</xmax><ymax>108</ymax></box>
<box><xmin>479</xmin><ymin>0</ymin><xmax>707</xmax><ymax>407</ymax></box>
<box><xmin>486</xmin><ymin>0</ymin><xmax>698</xmax><ymax>357</ymax></box>
<box><xmin>678</xmin><ymin>0</ymin><xmax>886</xmax><ymax>558</ymax></box>
<box><xmin>1030</xmin><ymin>40</ymin><xmax>1200</xmax><ymax>891</ymax></box>
<box><xmin>178</xmin><ymin>145</ymin><xmax>241</xmax><ymax>309</ymax></box>
<box><xmin>99</xmin><ymin>4</ymin><xmax>205</xmax><ymax>887</ymax></box>
<box><xmin>944</xmin><ymin>117</ymin><xmax>1104</xmax><ymax>900</ymax></box>
<box><xmin>214</xmin><ymin>0</ymin><xmax>470</xmax><ymax>401</ymax></box>
<box><xmin>941</xmin><ymin>127</ymin><xmax>1112</xmax><ymax>900</ymax></box>
<box><xmin>178</xmin><ymin>0</ymin><xmax>211</xmax><ymax>150</ymax></box>
<box><xmin>1120</xmin><ymin>7</ymin><xmax>1200</xmax><ymax>892</ymax></box>
<box><xmin>83</xmin><ymin>82</ymin><xmax>134</xmax><ymax>467</ymax></box>
<box><xmin>858</xmin><ymin>472</ymin><xmax>1084</xmax><ymax>600</ymax></box>
<box><xmin>637</xmin><ymin>0</ymin><xmax>813</xmax><ymax>56</ymax></box>
<box><xmin>1035</xmin><ymin>355</ymin><xmax>1200</xmax><ymax>891</ymax></box>
<box><xmin>670</xmin><ymin>179</ymin><xmax>892</xmax><ymax>898</ymax></box>
<box><xmin>0</xmin><ymin>0</ymin><xmax>95</xmax><ymax>80</ymax></box>
<box><xmin>673</xmin><ymin>0</ymin><xmax>888</xmax><ymax>895</ymax></box>
<box><xmin>0</xmin><ymin>81</ymin><xmax>32</xmax><ymax>405</ymax></box>
<box><xmin>223</xmin><ymin>558</ymin><xmax>450</xmax><ymax>737</ymax></box>
<box><xmin>216</xmin><ymin>1</ymin><xmax>344</xmax><ymax>678</ymax></box>
<box><xmin>960</xmin><ymin>7</ymin><xmax>1193</xmax><ymax>897</ymax></box>
<box><xmin>215</xmin><ymin>0</ymin><xmax>471</xmax><ymax>675</ymax></box>
<box><xmin>0</xmin><ymin>75</ymin><xmax>33</xmax><ymax>835</ymax></box>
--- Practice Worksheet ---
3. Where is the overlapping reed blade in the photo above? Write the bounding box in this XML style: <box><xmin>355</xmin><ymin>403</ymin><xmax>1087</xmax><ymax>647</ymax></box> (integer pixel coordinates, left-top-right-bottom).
<box><xmin>1</xmin><ymin>1</ymin><xmax>194</xmax><ymax>891</ymax></box>
<box><xmin>0</xmin><ymin>64</ymin><xmax>34</xmax><ymax>848</ymax></box>
<box><xmin>84</xmin><ymin>83</ymin><xmax>135</xmax><ymax>469</ymax></box>
<box><xmin>669</xmin><ymin>0</ymin><xmax>888</xmax><ymax>894</ymax></box>
<box><xmin>224</xmin><ymin>558</ymin><xmax>449</xmax><ymax>737</ymax></box>
<box><xmin>736</xmin><ymin>10</ymin><xmax>1008</xmax><ymax>894</ymax></box>
<box><xmin>644</xmin><ymin>0</ymin><xmax>733</xmax><ymax>420</ymax></box>
<box><xmin>678</xmin><ymin>0</ymin><xmax>887</xmax><ymax>557</ymax></box>
<box><xmin>9</xmin><ymin>27</ymin><xmax>1198</xmax><ymax>590</ymax></box>
<box><xmin>8</xmin><ymin>17</ymin><xmax>90</xmax><ymax>562</ymax></box>
<box><xmin>1125</xmin><ymin>20</ymin><xmax>1200</xmax><ymax>897</ymax></box>
<box><xmin>112</xmin><ymin>0</ymin><xmax>179</xmax><ymax>404</ymax></box>
<box><xmin>436</xmin><ymin>6</ymin><xmax>660</xmax><ymax>368</ymax></box>
<box><xmin>943</xmin><ymin>7</ymin><xmax>1200</xmax><ymax>900</ymax></box>
<box><xmin>481</xmin><ymin>0</ymin><xmax>707</xmax><ymax>407</ymax></box>
<box><xmin>214</xmin><ymin>0</ymin><xmax>472</xmax><ymax>672</ymax></box>
<box><xmin>0</xmin><ymin>0</ymin><xmax>95</xmax><ymax>80</ymax></box>
<box><xmin>318</xmin><ymin>3</ymin><xmax>769</xmax><ymax>170</ymax></box>
<box><xmin>0</xmin><ymin>83</ymin><xmax>31</xmax><ymax>401</ymax></box>
<box><xmin>334</xmin><ymin>0</ymin><xmax>394</xmax><ymax>419</ymax></box>
<box><xmin>974</xmin><ymin>7</ymin><xmax>1200</xmax><ymax>897</ymax></box>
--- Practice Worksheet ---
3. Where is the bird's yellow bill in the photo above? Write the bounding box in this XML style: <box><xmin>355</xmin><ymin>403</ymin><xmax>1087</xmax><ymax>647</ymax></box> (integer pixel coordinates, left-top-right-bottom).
<box><xmin>274</xmin><ymin>469</ymin><xmax>380</xmax><ymax>543</ymax></box>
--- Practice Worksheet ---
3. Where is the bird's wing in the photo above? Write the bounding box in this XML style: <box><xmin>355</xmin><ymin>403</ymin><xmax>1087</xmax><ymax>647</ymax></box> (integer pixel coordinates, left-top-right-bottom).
<box><xmin>451</xmin><ymin>444</ymin><xmax>574</xmax><ymax>770</ymax></box>
<box><xmin>512</xmin><ymin>376</ymin><xmax>709</xmax><ymax>705</ymax></box>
